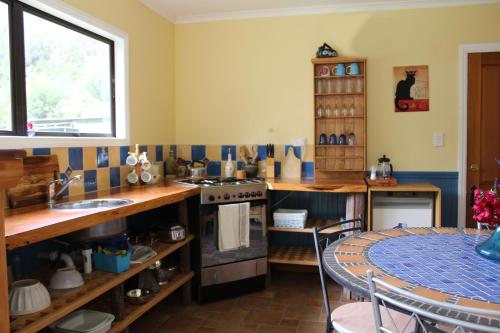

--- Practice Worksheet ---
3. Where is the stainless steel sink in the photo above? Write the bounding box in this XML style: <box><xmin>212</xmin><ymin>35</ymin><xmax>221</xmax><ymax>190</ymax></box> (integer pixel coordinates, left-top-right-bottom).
<box><xmin>52</xmin><ymin>199</ymin><xmax>133</xmax><ymax>210</ymax></box>
<box><xmin>53</xmin><ymin>199</ymin><xmax>133</xmax><ymax>242</ymax></box>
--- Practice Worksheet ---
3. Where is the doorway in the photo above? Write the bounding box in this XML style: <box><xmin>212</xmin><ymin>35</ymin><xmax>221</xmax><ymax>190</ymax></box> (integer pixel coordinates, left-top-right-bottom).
<box><xmin>465</xmin><ymin>51</ymin><xmax>500</xmax><ymax>228</ymax></box>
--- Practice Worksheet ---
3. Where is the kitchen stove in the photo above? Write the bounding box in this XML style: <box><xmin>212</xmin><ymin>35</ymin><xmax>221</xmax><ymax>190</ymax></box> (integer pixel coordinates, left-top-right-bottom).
<box><xmin>175</xmin><ymin>176</ymin><xmax>269</xmax><ymax>303</ymax></box>
<box><xmin>176</xmin><ymin>177</ymin><xmax>267</xmax><ymax>204</ymax></box>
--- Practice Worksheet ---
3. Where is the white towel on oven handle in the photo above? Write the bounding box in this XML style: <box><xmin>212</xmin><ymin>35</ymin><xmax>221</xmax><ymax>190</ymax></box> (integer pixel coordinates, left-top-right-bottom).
<box><xmin>218</xmin><ymin>202</ymin><xmax>250</xmax><ymax>251</ymax></box>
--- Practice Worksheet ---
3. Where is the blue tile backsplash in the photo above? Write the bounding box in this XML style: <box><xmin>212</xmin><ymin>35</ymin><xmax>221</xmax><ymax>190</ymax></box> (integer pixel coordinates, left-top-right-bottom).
<box><xmin>68</xmin><ymin>147</ymin><xmax>83</xmax><ymax>170</ymax></box>
<box><xmin>83</xmin><ymin>169</ymin><xmax>97</xmax><ymax>193</ymax></box>
<box><xmin>191</xmin><ymin>145</ymin><xmax>206</xmax><ymax>161</ymax></box>
<box><xmin>156</xmin><ymin>145</ymin><xmax>163</xmax><ymax>161</ymax></box>
<box><xmin>96</xmin><ymin>147</ymin><xmax>109</xmax><ymax>168</ymax></box>
<box><xmin>221</xmin><ymin>145</ymin><xmax>236</xmax><ymax>161</ymax></box>
<box><xmin>110</xmin><ymin>167</ymin><xmax>120</xmax><ymax>188</ymax></box>
<box><xmin>32</xmin><ymin>148</ymin><xmax>51</xmax><ymax>155</ymax></box>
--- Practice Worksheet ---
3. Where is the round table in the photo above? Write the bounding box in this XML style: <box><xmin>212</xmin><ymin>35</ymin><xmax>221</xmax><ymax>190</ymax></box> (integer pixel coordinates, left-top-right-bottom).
<box><xmin>322</xmin><ymin>227</ymin><xmax>500</xmax><ymax>328</ymax></box>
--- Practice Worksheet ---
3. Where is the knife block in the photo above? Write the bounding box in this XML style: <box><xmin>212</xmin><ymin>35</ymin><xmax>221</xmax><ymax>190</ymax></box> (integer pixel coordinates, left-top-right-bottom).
<box><xmin>266</xmin><ymin>158</ymin><xmax>275</xmax><ymax>179</ymax></box>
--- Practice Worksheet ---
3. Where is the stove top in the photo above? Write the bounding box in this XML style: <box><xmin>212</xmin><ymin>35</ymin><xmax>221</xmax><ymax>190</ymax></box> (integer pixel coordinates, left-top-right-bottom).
<box><xmin>176</xmin><ymin>177</ymin><xmax>267</xmax><ymax>204</ymax></box>
<box><xmin>177</xmin><ymin>177</ymin><xmax>265</xmax><ymax>187</ymax></box>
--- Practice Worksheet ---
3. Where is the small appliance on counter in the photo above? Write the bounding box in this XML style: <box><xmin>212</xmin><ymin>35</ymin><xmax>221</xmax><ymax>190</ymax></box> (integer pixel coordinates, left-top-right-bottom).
<box><xmin>365</xmin><ymin>154</ymin><xmax>398</xmax><ymax>186</ymax></box>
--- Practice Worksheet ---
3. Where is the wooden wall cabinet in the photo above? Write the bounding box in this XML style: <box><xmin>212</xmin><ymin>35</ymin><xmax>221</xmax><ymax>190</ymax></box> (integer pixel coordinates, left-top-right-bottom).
<box><xmin>312</xmin><ymin>57</ymin><xmax>367</xmax><ymax>179</ymax></box>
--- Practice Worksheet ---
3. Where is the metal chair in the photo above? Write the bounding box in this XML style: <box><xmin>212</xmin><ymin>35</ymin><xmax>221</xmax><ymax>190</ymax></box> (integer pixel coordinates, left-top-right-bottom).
<box><xmin>367</xmin><ymin>270</ymin><xmax>500</xmax><ymax>333</ymax></box>
<box><xmin>313</xmin><ymin>218</ymin><xmax>413</xmax><ymax>333</ymax></box>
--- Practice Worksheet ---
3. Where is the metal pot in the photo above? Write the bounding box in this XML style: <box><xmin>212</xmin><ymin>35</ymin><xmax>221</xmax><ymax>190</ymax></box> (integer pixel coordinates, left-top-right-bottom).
<box><xmin>188</xmin><ymin>159</ymin><xmax>209</xmax><ymax>177</ymax></box>
<box><xmin>63</xmin><ymin>218</ymin><xmax>127</xmax><ymax>242</ymax></box>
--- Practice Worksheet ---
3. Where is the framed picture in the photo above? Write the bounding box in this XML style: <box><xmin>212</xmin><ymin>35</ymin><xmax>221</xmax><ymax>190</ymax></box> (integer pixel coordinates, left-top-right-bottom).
<box><xmin>393</xmin><ymin>65</ymin><xmax>429</xmax><ymax>112</ymax></box>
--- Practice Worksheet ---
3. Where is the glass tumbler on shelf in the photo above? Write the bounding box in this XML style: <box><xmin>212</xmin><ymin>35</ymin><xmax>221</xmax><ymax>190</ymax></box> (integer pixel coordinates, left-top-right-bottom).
<box><xmin>333</xmin><ymin>99</ymin><xmax>340</xmax><ymax>117</ymax></box>
<box><xmin>355</xmin><ymin>77</ymin><xmax>363</xmax><ymax>93</ymax></box>
<box><xmin>325</xmin><ymin>104</ymin><xmax>332</xmax><ymax>118</ymax></box>
<box><xmin>349</xmin><ymin>100</ymin><xmax>356</xmax><ymax>117</ymax></box>
<box><xmin>316</xmin><ymin>104</ymin><xmax>324</xmax><ymax>118</ymax></box>
<box><xmin>326</xmin><ymin>79</ymin><xmax>333</xmax><ymax>94</ymax></box>
<box><xmin>341</xmin><ymin>103</ymin><xmax>348</xmax><ymax>117</ymax></box>
<box><xmin>345</xmin><ymin>78</ymin><xmax>353</xmax><ymax>94</ymax></box>
<box><xmin>335</xmin><ymin>79</ymin><xmax>343</xmax><ymax>94</ymax></box>
<box><xmin>316</xmin><ymin>80</ymin><xmax>323</xmax><ymax>94</ymax></box>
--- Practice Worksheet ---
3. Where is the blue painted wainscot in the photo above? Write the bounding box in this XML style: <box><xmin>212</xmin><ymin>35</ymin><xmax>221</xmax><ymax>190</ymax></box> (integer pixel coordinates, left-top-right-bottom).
<box><xmin>393</xmin><ymin>172</ymin><xmax>458</xmax><ymax>228</ymax></box>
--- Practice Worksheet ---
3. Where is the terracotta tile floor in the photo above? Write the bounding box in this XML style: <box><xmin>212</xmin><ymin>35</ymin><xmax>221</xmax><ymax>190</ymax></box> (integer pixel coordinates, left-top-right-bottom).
<box><xmin>130</xmin><ymin>271</ymin><xmax>351</xmax><ymax>333</ymax></box>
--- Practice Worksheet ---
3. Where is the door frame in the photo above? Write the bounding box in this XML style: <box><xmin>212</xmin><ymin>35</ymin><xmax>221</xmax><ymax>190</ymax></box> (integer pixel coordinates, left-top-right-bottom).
<box><xmin>458</xmin><ymin>42</ymin><xmax>500</xmax><ymax>228</ymax></box>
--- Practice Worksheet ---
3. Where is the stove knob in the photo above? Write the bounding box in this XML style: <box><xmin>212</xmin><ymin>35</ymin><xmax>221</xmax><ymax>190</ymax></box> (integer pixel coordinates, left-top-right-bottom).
<box><xmin>208</xmin><ymin>195</ymin><xmax>215</xmax><ymax>202</ymax></box>
<box><xmin>238</xmin><ymin>193</ymin><xmax>244</xmax><ymax>198</ymax></box>
<box><xmin>250</xmin><ymin>192</ymin><xmax>256</xmax><ymax>197</ymax></box>
<box><xmin>244</xmin><ymin>192</ymin><xmax>250</xmax><ymax>198</ymax></box>
<box><xmin>224</xmin><ymin>193</ymin><xmax>230</xmax><ymax>200</ymax></box>
<box><xmin>257</xmin><ymin>191</ymin><xmax>263</xmax><ymax>197</ymax></box>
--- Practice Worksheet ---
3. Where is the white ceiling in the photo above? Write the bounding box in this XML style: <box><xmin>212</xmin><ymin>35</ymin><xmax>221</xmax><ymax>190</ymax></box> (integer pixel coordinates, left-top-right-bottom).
<box><xmin>138</xmin><ymin>0</ymin><xmax>500</xmax><ymax>23</ymax></box>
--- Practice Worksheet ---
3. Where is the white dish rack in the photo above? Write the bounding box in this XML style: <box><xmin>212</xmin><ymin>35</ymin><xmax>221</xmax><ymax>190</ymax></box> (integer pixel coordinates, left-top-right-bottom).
<box><xmin>273</xmin><ymin>209</ymin><xmax>308</xmax><ymax>229</ymax></box>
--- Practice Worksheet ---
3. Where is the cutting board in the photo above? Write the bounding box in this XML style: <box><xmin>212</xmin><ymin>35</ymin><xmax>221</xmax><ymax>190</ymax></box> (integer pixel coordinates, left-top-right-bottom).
<box><xmin>281</xmin><ymin>147</ymin><xmax>301</xmax><ymax>179</ymax></box>
<box><xmin>7</xmin><ymin>155</ymin><xmax>60</xmax><ymax>208</ymax></box>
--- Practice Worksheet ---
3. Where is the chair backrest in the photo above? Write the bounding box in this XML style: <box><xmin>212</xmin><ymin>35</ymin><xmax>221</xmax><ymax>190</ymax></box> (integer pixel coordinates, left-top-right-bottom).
<box><xmin>367</xmin><ymin>270</ymin><xmax>500</xmax><ymax>333</ymax></box>
<box><xmin>312</xmin><ymin>218</ymin><xmax>363</xmax><ymax>332</ymax></box>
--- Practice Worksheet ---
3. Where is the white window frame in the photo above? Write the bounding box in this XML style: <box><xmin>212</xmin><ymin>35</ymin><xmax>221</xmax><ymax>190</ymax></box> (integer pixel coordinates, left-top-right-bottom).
<box><xmin>0</xmin><ymin>0</ymin><xmax>129</xmax><ymax>148</ymax></box>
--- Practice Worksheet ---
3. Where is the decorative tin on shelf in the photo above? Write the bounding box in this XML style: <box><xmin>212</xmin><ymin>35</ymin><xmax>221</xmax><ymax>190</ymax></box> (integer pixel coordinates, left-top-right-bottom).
<box><xmin>316</xmin><ymin>43</ymin><xmax>337</xmax><ymax>58</ymax></box>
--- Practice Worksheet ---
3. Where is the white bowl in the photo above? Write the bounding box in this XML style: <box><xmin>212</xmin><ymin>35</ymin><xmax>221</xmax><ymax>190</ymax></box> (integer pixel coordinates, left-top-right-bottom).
<box><xmin>49</xmin><ymin>268</ymin><xmax>84</xmax><ymax>290</ymax></box>
<box><xmin>9</xmin><ymin>279</ymin><xmax>51</xmax><ymax>316</ymax></box>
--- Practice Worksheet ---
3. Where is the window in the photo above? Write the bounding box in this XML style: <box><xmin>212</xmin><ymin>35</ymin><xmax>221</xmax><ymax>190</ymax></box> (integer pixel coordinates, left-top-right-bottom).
<box><xmin>1</xmin><ymin>0</ymin><xmax>117</xmax><ymax>137</ymax></box>
<box><xmin>0</xmin><ymin>1</ymin><xmax>11</xmax><ymax>131</ymax></box>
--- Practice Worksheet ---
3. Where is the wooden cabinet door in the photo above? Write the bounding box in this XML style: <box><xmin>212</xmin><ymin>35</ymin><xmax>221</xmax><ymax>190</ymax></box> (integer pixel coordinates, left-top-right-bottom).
<box><xmin>466</xmin><ymin>52</ymin><xmax>500</xmax><ymax>228</ymax></box>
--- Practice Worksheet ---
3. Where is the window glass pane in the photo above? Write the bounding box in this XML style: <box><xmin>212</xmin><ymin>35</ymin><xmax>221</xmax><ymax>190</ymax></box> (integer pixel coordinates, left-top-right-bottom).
<box><xmin>0</xmin><ymin>2</ymin><xmax>12</xmax><ymax>131</ymax></box>
<box><xmin>24</xmin><ymin>12</ymin><xmax>112</xmax><ymax>135</ymax></box>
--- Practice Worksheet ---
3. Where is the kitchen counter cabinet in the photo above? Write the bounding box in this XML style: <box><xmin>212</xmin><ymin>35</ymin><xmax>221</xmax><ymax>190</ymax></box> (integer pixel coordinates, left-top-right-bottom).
<box><xmin>266</xmin><ymin>178</ymin><xmax>367</xmax><ymax>193</ymax></box>
<box><xmin>266</xmin><ymin>177</ymin><xmax>366</xmax><ymax>267</ymax></box>
<box><xmin>4</xmin><ymin>181</ymin><xmax>200</xmax><ymax>333</ymax></box>
<box><xmin>5</xmin><ymin>182</ymin><xmax>200</xmax><ymax>250</ymax></box>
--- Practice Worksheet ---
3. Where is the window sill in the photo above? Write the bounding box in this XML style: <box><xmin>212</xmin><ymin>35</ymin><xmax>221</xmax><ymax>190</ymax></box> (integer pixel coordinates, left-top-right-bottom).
<box><xmin>0</xmin><ymin>136</ymin><xmax>129</xmax><ymax>149</ymax></box>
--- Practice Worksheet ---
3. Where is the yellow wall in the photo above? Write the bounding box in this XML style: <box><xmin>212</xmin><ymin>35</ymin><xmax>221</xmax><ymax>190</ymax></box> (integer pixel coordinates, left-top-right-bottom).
<box><xmin>63</xmin><ymin>0</ymin><xmax>176</xmax><ymax>144</ymax></box>
<box><xmin>175</xmin><ymin>4</ymin><xmax>500</xmax><ymax>171</ymax></box>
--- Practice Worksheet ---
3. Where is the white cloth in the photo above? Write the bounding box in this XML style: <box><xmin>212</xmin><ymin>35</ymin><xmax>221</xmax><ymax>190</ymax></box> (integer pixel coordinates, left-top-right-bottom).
<box><xmin>218</xmin><ymin>203</ymin><xmax>250</xmax><ymax>251</ymax></box>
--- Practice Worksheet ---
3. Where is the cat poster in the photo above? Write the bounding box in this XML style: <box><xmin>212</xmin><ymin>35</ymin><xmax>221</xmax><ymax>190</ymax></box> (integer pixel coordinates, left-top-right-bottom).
<box><xmin>393</xmin><ymin>65</ymin><xmax>429</xmax><ymax>112</ymax></box>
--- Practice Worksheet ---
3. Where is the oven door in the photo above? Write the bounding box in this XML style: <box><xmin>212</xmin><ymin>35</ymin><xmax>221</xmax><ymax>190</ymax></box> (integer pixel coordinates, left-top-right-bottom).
<box><xmin>200</xmin><ymin>201</ymin><xmax>267</xmax><ymax>268</ymax></box>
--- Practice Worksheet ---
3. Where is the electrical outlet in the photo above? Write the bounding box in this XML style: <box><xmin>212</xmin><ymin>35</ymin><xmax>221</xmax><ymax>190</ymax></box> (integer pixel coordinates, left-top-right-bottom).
<box><xmin>433</xmin><ymin>132</ymin><xmax>444</xmax><ymax>147</ymax></box>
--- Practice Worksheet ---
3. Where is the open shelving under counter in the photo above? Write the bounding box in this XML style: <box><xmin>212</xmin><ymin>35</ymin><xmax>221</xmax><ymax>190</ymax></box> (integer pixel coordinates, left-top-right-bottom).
<box><xmin>108</xmin><ymin>272</ymin><xmax>194</xmax><ymax>333</ymax></box>
<box><xmin>9</xmin><ymin>235</ymin><xmax>194</xmax><ymax>333</ymax></box>
<box><xmin>269</xmin><ymin>246</ymin><xmax>317</xmax><ymax>266</ymax></box>
<box><xmin>268</xmin><ymin>218</ymin><xmax>341</xmax><ymax>234</ymax></box>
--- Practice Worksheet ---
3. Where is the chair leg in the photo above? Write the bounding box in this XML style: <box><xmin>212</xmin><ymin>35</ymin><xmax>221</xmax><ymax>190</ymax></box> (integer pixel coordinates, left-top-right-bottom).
<box><xmin>326</xmin><ymin>319</ymin><xmax>333</xmax><ymax>333</ymax></box>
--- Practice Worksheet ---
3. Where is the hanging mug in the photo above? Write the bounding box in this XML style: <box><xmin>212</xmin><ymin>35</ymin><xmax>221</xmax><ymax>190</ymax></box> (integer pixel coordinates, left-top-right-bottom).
<box><xmin>333</xmin><ymin>64</ymin><xmax>345</xmax><ymax>76</ymax></box>
<box><xmin>346</xmin><ymin>63</ymin><xmax>359</xmax><ymax>75</ymax></box>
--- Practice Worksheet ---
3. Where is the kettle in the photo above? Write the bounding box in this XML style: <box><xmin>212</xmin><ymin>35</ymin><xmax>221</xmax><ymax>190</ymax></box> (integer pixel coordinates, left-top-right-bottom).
<box><xmin>377</xmin><ymin>155</ymin><xmax>393</xmax><ymax>179</ymax></box>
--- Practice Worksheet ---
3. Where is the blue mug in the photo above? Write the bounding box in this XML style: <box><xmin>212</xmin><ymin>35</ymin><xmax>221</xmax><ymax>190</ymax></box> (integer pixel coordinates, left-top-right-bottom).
<box><xmin>346</xmin><ymin>63</ymin><xmax>359</xmax><ymax>75</ymax></box>
<box><xmin>329</xmin><ymin>133</ymin><xmax>337</xmax><ymax>145</ymax></box>
<box><xmin>334</xmin><ymin>64</ymin><xmax>345</xmax><ymax>76</ymax></box>
<box><xmin>338</xmin><ymin>134</ymin><xmax>347</xmax><ymax>145</ymax></box>
<box><xmin>319</xmin><ymin>133</ymin><xmax>327</xmax><ymax>145</ymax></box>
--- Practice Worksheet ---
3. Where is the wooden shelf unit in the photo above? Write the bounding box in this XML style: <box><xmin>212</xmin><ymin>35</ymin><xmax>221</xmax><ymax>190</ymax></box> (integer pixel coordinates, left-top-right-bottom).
<box><xmin>312</xmin><ymin>57</ymin><xmax>367</xmax><ymax>178</ymax></box>
<box><xmin>269</xmin><ymin>246</ymin><xmax>317</xmax><ymax>266</ymax></box>
<box><xmin>108</xmin><ymin>272</ymin><xmax>194</xmax><ymax>333</ymax></box>
<box><xmin>9</xmin><ymin>235</ymin><xmax>194</xmax><ymax>333</ymax></box>
<box><xmin>268</xmin><ymin>218</ymin><xmax>341</xmax><ymax>234</ymax></box>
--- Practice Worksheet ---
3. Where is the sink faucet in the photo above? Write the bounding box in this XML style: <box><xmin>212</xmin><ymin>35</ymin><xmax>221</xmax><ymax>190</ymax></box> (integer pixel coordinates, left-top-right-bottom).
<box><xmin>48</xmin><ymin>175</ymin><xmax>81</xmax><ymax>207</ymax></box>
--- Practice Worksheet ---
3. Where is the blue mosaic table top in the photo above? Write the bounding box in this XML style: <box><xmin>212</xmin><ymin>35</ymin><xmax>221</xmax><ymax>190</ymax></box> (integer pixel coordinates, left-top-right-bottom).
<box><xmin>368</xmin><ymin>233</ymin><xmax>500</xmax><ymax>303</ymax></box>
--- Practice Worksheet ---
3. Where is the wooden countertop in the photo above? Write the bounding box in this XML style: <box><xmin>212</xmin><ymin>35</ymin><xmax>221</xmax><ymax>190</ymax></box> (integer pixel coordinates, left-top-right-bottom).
<box><xmin>266</xmin><ymin>178</ymin><xmax>367</xmax><ymax>193</ymax></box>
<box><xmin>368</xmin><ymin>183</ymin><xmax>441</xmax><ymax>192</ymax></box>
<box><xmin>4</xmin><ymin>182</ymin><xmax>200</xmax><ymax>250</ymax></box>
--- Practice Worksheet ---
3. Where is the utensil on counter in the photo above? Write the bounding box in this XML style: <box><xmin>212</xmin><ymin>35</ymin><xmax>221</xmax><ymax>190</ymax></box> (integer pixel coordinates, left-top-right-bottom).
<box><xmin>266</xmin><ymin>144</ymin><xmax>275</xmax><ymax>179</ymax></box>
<box><xmin>281</xmin><ymin>147</ymin><xmax>301</xmax><ymax>179</ymax></box>
<box><xmin>9</xmin><ymin>279</ymin><xmax>51</xmax><ymax>316</ymax></box>
<box><xmin>239</xmin><ymin>146</ymin><xmax>249</xmax><ymax>165</ymax></box>
<box><xmin>126</xmin><ymin>288</ymin><xmax>154</xmax><ymax>305</ymax></box>
<box><xmin>251</xmin><ymin>145</ymin><xmax>258</xmax><ymax>165</ymax></box>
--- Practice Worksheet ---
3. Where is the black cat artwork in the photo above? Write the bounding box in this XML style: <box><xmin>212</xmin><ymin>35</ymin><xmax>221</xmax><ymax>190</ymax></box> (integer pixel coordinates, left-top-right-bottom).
<box><xmin>394</xmin><ymin>70</ymin><xmax>416</xmax><ymax>111</ymax></box>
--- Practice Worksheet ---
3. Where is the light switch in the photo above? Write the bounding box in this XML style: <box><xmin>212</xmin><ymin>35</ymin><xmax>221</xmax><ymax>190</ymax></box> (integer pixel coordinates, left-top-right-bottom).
<box><xmin>433</xmin><ymin>132</ymin><xmax>444</xmax><ymax>147</ymax></box>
